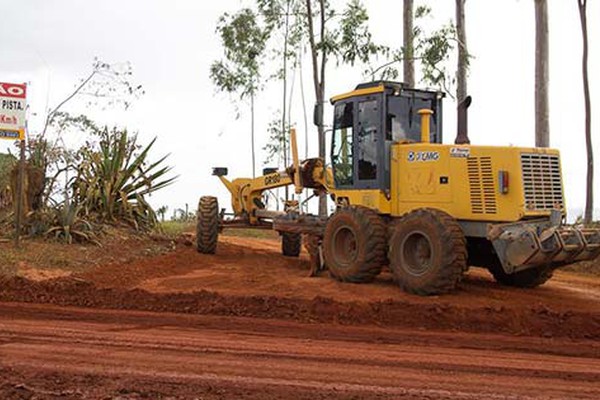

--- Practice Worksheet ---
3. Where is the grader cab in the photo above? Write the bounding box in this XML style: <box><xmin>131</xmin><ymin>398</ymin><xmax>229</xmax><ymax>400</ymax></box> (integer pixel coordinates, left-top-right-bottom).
<box><xmin>197</xmin><ymin>81</ymin><xmax>600</xmax><ymax>295</ymax></box>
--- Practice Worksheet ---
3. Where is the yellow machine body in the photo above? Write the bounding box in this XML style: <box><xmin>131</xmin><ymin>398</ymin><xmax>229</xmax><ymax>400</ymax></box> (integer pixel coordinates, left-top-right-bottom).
<box><xmin>334</xmin><ymin>144</ymin><xmax>565</xmax><ymax>223</ymax></box>
<box><xmin>203</xmin><ymin>81</ymin><xmax>599</xmax><ymax>284</ymax></box>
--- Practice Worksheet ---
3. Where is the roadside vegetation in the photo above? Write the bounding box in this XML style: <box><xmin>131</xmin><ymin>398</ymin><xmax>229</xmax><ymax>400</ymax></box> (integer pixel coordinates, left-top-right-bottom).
<box><xmin>0</xmin><ymin>59</ymin><xmax>176</xmax><ymax>245</ymax></box>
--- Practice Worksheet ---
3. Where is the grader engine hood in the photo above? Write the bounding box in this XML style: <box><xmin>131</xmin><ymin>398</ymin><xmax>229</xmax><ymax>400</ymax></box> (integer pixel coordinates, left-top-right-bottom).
<box><xmin>392</xmin><ymin>144</ymin><xmax>567</xmax><ymax>222</ymax></box>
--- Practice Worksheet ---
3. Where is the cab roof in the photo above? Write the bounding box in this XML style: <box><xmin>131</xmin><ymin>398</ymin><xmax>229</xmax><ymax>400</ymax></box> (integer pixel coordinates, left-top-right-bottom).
<box><xmin>330</xmin><ymin>81</ymin><xmax>444</xmax><ymax>104</ymax></box>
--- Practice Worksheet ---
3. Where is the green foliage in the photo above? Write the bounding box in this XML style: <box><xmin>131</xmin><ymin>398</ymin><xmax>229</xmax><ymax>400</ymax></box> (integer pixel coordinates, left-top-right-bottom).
<box><xmin>159</xmin><ymin>220</ymin><xmax>194</xmax><ymax>238</ymax></box>
<box><xmin>371</xmin><ymin>4</ymin><xmax>467</xmax><ymax>96</ymax></box>
<box><xmin>210</xmin><ymin>8</ymin><xmax>269</xmax><ymax>98</ymax></box>
<box><xmin>0</xmin><ymin>153</ymin><xmax>16</xmax><ymax>194</ymax></box>
<box><xmin>263</xmin><ymin>113</ymin><xmax>290</xmax><ymax>165</ymax></box>
<box><xmin>337</xmin><ymin>0</ymin><xmax>388</xmax><ymax>66</ymax></box>
<box><xmin>44</xmin><ymin>199</ymin><xmax>96</xmax><ymax>244</ymax></box>
<box><xmin>73</xmin><ymin>127</ymin><xmax>176</xmax><ymax>231</ymax></box>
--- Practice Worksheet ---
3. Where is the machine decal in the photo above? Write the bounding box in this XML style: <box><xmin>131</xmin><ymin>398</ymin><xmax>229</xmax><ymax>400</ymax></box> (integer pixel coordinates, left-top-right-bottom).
<box><xmin>264</xmin><ymin>173</ymin><xmax>281</xmax><ymax>186</ymax></box>
<box><xmin>450</xmin><ymin>147</ymin><xmax>470</xmax><ymax>158</ymax></box>
<box><xmin>407</xmin><ymin>151</ymin><xmax>440</xmax><ymax>162</ymax></box>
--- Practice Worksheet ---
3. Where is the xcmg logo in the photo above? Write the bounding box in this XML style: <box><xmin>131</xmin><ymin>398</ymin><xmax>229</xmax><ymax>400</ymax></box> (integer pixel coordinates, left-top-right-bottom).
<box><xmin>0</xmin><ymin>83</ymin><xmax>26</xmax><ymax>99</ymax></box>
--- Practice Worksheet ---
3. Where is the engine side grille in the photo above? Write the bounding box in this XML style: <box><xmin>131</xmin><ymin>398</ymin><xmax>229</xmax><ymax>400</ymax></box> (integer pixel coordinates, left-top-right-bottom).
<box><xmin>467</xmin><ymin>156</ymin><xmax>497</xmax><ymax>214</ymax></box>
<box><xmin>521</xmin><ymin>153</ymin><xmax>564</xmax><ymax>211</ymax></box>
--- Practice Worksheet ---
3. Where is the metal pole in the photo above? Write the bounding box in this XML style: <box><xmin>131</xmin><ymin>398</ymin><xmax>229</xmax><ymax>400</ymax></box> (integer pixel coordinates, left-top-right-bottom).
<box><xmin>14</xmin><ymin>137</ymin><xmax>25</xmax><ymax>248</ymax></box>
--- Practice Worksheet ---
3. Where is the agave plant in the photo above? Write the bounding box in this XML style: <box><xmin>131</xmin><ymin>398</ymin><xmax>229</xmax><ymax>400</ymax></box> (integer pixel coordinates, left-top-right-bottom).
<box><xmin>45</xmin><ymin>197</ymin><xmax>96</xmax><ymax>244</ymax></box>
<box><xmin>74</xmin><ymin>127</ymin><xmax>176</xmax><ymax>231</ymax></box>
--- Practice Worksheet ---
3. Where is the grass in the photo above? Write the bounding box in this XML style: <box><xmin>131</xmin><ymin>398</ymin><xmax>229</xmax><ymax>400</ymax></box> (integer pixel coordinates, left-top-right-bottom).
<box><xmin>158</xmin><ymin>220</ymin><xmax>279</xmax><ymax>240</ymax></box>
<box><xmin>158</xmin><ymin>220</ymin><xmax>195</xmax><ymax>238</ymax></box>
<box><xmin>221</xmin><ymin>228</ymin><xmax>279</xmax><ymax>240</ymax></box>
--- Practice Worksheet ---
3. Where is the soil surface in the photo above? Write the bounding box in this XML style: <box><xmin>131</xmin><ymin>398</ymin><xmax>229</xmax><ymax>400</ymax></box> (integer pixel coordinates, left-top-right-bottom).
<box><xmin>0</xmin><ymin>235</ymin><xmax>599</xmax><ymax>399</ymax></box>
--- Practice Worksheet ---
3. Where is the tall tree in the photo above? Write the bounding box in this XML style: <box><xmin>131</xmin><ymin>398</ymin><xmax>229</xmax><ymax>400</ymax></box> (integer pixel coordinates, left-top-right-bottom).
<box><xmin>577</xmin><ymin>0</ymin><xmax>593</xmax><ymax>224</ymax></box>
<box><xmin>403</xmin><ymin>0</ymin><xmax>415</xmax><ymax>87</ymax></box>
<box><xmin>304</xmin><ymin>0</ymin><xmax>327</xmax><ymax>216</ymax></box>
<box><xmin>534</xmin><ymin>0</ymin><xmax>549</xmax><ymax>147</ymax></box>
<box><xmin>210</xmin><ymin>9</ymin><xmax>268</xmax><ymax>178</ymax></box>
<box><xmin>455</xmin><ymin>0</ymin><xmax>467</xmax><ymax>103</ymax></box>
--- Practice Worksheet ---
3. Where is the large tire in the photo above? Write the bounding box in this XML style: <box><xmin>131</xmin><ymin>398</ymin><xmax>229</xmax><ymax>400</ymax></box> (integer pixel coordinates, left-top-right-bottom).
<box><xmin>487</xmin><ymin>261</ymin><xmax>554</xmax><ymax>288</ymax></box>
<box><xmin>323</xmin><ymin>206</ymin><xmax>387</xmax><ymax>283</ymax></box>
<box><xmin>388</xmin><ymin>209</ymin><xmax>467</xmax><ymax>295</ymax></box>
<box><xmin>196</xmin><ymin>196</ymin><xmax>219</xmax><ymax>254</ymax></box>
<box><xmin>281</xmin><ymin>232</ymin><xmax>301</xmax><ymax>257</ymax></box>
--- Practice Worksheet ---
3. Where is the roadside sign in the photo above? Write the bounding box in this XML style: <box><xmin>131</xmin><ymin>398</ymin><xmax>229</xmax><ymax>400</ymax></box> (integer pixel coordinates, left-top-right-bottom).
<box><xmin>0</xmin><ymin>82</ymin><xmax>26</xmax><ymax>140</ymax></box>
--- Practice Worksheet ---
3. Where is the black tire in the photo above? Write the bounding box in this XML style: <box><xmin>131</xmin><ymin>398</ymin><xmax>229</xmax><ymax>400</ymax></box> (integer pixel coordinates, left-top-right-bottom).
<box><xmin>196</xmin><ymin>196</ymin><xmax>219</xmax><ymax>254</ymax></box>
<box><xmin>487</xmin><ymin>261</ymin><xmax>554</xmax><ymax>288</ymax></box>
<box><xmin>323</xmin><ymin>206</ymin><xmax>387</xmax><ymax>283</ymax></box>
<box><xmin>281</xmin><ymin>232</ymin><xmax>301</xmax><ymax>257</ymax></box>
<box><xmin>388</xmin><ymin>208</ymin><xmax>467</xmax><ymax>295</ymax></box>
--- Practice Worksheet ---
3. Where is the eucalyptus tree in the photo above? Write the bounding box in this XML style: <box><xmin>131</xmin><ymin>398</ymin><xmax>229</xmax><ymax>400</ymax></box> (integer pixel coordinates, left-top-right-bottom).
<box><xmin>403</xmin><ymin>0</ymin><xmax>415</xmax><ymax>88</ymax></box>
<box><xmin>210</xmin><ymin>8</ymin><xmax>269</xmax><ymax>178</ymax></box>
<box><xmin>455</xmin><ymin>0</ymin><xmax>468</xmax><ymax>104</ymax></box>
<box><xmin>213</xmin><ymin>0</ymin><xmax>385</xmax><ymax>216</ymax></box>
<box><xmin>577</xmin><ymin>0</ymin><xmax>593</xmax><ymax>224</ymax></box>
<box><xmin>534</xmin><ymin>0</ymin><xmax>549</xmax><ymax>148</ymax></box>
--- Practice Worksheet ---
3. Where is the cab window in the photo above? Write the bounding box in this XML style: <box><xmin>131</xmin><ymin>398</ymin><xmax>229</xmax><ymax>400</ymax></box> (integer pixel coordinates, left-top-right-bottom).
<box><xmin>332</xmin><ymin>102</ymin><xmax>354</xmax><ymax>186</ymax></box>
<box><xmin>357</xmin><ymin>99</ymin><xmax>379</xmax><ymax>181</ymax></box>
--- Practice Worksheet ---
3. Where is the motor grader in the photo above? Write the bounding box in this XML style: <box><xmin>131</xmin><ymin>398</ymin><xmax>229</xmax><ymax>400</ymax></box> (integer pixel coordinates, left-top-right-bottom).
<box><xmin>197</xmin><ymin>81</ymin><xmax>600</xmax><ymax>295</ymax></box>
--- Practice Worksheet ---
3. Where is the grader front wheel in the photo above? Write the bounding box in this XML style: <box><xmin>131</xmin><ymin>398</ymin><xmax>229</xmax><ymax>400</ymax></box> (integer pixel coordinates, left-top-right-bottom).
<box><xmin>388</xmin><ymin>209</ymin><xmax>467</xmax><ymax>295</ymax></box>
<box><xmin>196</xmin><ymin>196</ymin><xmax>219</xmax><ymax>254</ymax></box>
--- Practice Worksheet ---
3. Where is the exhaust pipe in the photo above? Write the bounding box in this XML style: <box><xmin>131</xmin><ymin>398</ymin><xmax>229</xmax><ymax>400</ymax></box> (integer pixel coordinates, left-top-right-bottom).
<box><xmin>455</xmin><ymin>95</ymin><xmax>472</xmax><ymax>145</ymax></box>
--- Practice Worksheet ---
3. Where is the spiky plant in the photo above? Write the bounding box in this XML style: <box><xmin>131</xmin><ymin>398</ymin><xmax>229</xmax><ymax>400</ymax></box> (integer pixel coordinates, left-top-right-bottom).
<box><xmin>74</xmin><ymin>127</ymin><xmax>176</xmax><ymax>231</ymax></box>
<box><xmin>44</xmin><ymin>198</ymin><xmax>96</xmax><ymax>244</ymax></box>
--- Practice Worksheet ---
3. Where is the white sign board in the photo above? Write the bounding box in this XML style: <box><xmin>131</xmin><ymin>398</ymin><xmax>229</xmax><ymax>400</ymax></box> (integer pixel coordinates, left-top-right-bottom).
<box><xmin>0</xmin><ymin>82</ymin><xmax>26</xmax><ymax>140</ymax></box>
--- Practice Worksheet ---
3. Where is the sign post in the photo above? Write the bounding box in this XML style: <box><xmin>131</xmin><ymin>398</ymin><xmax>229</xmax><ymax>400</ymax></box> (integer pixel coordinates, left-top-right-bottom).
<box><xmin>0</xmin><ymin>82</ymin><xmax>27</xmax><ymax>247</ymax></box>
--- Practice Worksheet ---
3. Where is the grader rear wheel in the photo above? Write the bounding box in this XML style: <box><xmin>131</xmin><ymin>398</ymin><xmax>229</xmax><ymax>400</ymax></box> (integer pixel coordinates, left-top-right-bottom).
<box><xmin>196</xmin><ymin>196</ymin><xmax>219</xmax><ymax>254</ymax></box>
<box><xmin>388</xmin><ymin>209</ymin><xmax>467</xmax><ymax>295</ymax></box>
<box><xmin>322</xmin><ymin>206</ymin><xmax>387</xmax><ymax>283</ymax></box>
<box><xmin>281</xmin><ymin>232</ymin><xmax>301</xmax><ymax>257</ymax></box>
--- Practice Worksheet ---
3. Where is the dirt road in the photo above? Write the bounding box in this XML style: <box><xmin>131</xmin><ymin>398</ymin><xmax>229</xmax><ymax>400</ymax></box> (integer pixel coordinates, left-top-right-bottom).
<box><xmin>1</xmin><ymin>236</ymin><xmax>599</xmax><ymax>399</ymax></box>
<box><xmin>1</xmin><ymin>302</ymin><xmax>599</xmax><ymax>400</ymax></box>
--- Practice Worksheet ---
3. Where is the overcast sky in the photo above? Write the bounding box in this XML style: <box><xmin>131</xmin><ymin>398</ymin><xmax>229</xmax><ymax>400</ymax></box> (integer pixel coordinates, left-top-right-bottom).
<box><xmin>1</xmin><ymin>0</ymin><xmax>599</xmax><ymax>220</ymax></box>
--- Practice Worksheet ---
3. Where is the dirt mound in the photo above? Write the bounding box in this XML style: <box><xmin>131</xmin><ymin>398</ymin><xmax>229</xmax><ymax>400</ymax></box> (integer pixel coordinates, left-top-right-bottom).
<box><xmin>0</xmin><ymin>275</ymin><xmax>598</xmax><ymax>340</ymax></box>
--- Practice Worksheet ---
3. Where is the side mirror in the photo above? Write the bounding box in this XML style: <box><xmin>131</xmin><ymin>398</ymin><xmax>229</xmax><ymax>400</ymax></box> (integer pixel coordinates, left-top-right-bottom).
<box><xmin>313</xmin><ymin>102</ymin><xmax>323</xmax><ymax>127</ymax></box>
<box><xmin>212</xmin><ymin>167</ymin><xmax>228</xmax><ymax>177</ymax></box>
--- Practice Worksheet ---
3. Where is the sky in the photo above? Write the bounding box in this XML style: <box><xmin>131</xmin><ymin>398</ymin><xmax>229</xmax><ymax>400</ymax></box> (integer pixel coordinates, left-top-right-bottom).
<box><xmin>0</xmin><ymin>0</ymin><xmax>599</xmax><ymax>220</ymax></box>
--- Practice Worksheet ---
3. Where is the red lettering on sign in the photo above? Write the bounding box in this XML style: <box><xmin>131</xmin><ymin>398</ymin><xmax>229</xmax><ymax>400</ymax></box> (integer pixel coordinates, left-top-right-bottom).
<box><xmin>0</xmin><ymin>82</ymin><xmax>26</xmax><ymax>99</ymax></box>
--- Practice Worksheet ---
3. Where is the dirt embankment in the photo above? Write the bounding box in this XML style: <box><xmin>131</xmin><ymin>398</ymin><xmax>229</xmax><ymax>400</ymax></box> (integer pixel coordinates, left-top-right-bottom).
<box><xmin>0</xmin><ymin>235</ymin><xmax>598</xmax><ymax>340</ymax></box>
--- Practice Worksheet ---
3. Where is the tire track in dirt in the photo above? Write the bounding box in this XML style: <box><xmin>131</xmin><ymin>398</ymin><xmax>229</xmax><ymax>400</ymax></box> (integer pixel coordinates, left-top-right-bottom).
<box><xmin>1</xmin><ymin>303</ymin><xmax>599</xmax><ymax>399</ymax></box>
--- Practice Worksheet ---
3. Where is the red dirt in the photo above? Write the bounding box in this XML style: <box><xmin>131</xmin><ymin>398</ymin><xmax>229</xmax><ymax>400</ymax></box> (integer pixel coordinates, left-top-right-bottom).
<box><xmin>1</xmin><ymin>303</ymin><xmax>599</xmax><ymax>400</ymax></box>
<box><xmin>0</xmin><ymin>235</ymin><xmax>599</xmax><ymax>399</ymax></box>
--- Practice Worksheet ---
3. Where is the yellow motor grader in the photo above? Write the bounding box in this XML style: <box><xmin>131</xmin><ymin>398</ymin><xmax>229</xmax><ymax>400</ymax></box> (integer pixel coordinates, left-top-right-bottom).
<box><xmin>197</xmin><ymin>81</ymin><xmax>600</xmax><ymax>295</ymax></box>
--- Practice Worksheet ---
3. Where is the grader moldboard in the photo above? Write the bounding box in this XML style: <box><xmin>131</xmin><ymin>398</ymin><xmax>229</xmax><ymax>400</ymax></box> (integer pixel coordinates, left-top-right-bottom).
<box><xmin>197</xmin><ymin>81</ymin><xmax>600</xmax><ymax>296</ymax></box>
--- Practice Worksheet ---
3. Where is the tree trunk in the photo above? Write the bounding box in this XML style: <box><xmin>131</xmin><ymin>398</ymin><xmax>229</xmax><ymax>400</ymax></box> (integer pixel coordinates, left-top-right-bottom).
<box><xmin>282</xmin><ymin>0</ymin><xmax>291</xmax><ymax>199</ymax></box>
<box><xmin>578</xmin><ymin>0</ymin><xmax>593</xmax><ymax>224</ymax></box>
<box><xmin>403</xmin><ymin>0</ymin><xmax>415</xmax><ymax>88</ymax></box>
<box><xmin>455</xmin><ymin>0</ymin><xmax>467</xmax><ymax>103</ymax></box>
<box><xmin>306</xmin><ymin>0</ymin><xmax>327</xmax><ymax>217</ymax></box>
<box><xmin>534</xmin><ymin>0</ymin><xmax>550</xmax><ymax>147</ymax></box>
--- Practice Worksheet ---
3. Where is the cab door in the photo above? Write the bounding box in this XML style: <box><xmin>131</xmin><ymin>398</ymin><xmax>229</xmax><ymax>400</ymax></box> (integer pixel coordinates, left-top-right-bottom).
<box><xmin>355</xmin><ymin>96</ymin><xmax>381</xmax><ymax>190</ymax></box>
